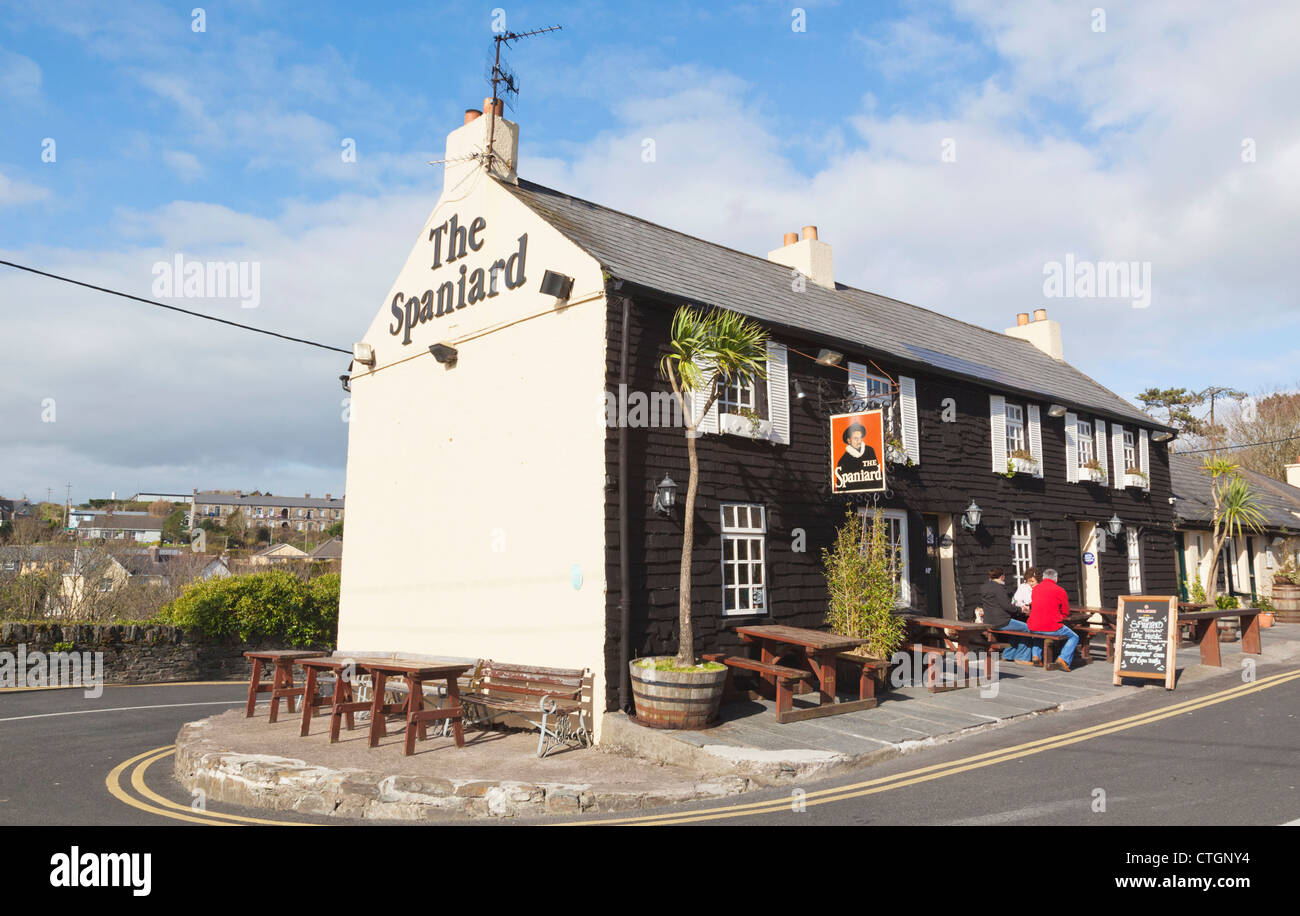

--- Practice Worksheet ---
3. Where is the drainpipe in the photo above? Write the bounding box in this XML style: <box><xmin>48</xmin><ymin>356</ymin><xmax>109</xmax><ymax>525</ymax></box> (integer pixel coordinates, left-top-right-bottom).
<box><xmin>618</xmin><ymin>292</ymin><xmax>632</xmax><ymax>712</ymax></box>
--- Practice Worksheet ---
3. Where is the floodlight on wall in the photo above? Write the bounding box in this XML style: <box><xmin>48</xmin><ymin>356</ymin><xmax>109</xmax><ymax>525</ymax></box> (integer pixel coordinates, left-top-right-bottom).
<box><xmin>539</xmin><ymin>270</ymin><xmax>574</xmax><ymax>300</ymax></box>
<box><xmin>1152</xmin><ymin>430</ymin><xmax>1174</xmax><ymax>442</ymax></box>
<box><xmin>1047</xmin><ymin>404</ymin><xmax>1067</xmax><ymax>418</ymax></box>
<box><xmin>429</xmin><ymin>343</ymin><xmax>458</xmax><ymax>366</ymax></box>
<box><xmin>815</xmin><ymin>349</ymin><xmax>844</xmax><ymax>366</ymax></box>
<box><xmin>653</xmin><ymin>474</ymin><xmax>677</xmax><ymax>517</ymax></box>
<box><xmin>960</xmin><ymin>500</ymin><xmax>982</xmax><ymax>531</ymax></box>
<box><xmin>352</xmin><ymin>342</ymin><xmax>376</xmax><ymax>367</ymax></box>
<box><xmin>1107</xmin><ymin>514</ymin><xmax>1124</xmax><ymax>538</ymax></box>
<box><xmin>793</xmin><ymin>379</ymin><xmax>807</xmax><ymax>400</ymax></box>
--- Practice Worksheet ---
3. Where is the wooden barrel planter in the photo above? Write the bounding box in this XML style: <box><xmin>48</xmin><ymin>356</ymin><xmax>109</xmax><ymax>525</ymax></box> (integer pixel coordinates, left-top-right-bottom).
<box><xmin>629</xmin><ymin>658</ymin><xmax>727</xmax><ymax>729</ymax></box>
<box><xmin>1272</xmin><ymin>582</ymin><xmax>1300</xmax><ymax>623</ymax></box>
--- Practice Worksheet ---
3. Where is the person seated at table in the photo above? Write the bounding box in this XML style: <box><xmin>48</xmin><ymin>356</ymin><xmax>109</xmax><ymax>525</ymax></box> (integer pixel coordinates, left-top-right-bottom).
<box><xmin>1012</xmin><ymin>567</ymin><xmax>1039</xmax><ymax>614</ymax></box>
<box><xmin>981</xmin><ymin>567</ymin><xmax>1033</xmax><ymax>665</ymax></box>
<box><xmin>1027</xmin><ymin>568</ymin><xmax>1079</xmax><ymax>671</ymax></box>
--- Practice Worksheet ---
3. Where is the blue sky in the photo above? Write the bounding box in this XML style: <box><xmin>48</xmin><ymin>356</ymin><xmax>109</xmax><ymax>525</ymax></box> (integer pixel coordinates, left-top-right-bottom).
<box><xmin>2</xmin><ymin>1</ymin><xmax>1298</xmax><ymax>502</ymax></box>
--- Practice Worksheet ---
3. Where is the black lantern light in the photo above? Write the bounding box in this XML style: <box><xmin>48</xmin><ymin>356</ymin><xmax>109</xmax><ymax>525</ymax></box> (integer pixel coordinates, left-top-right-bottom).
<box><xmin>960</xmin><ymin>499</ymin><xmax>982</xmax><ymax>531</ymax></box>
<box><xmin>653</xmin><ymin>475</ymin><xmax>677</xmax><ymax>516</ymax></box>
<box><xmin>1107</xmin><ymin>514</ymin><xmax>1124</xmax><ymax>538</ymax></box>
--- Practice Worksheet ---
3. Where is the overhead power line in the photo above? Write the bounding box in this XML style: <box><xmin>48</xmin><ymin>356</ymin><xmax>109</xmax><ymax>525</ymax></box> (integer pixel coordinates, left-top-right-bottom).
<box><xmin>0</xmin><ymin>259</ymin><xmax>351</xmax><ymax>355</ymax></box>
<box><xmin>1175</xmin><ymin>435</ymin><xmax>1300</xmax><ymax>455</ymax></box>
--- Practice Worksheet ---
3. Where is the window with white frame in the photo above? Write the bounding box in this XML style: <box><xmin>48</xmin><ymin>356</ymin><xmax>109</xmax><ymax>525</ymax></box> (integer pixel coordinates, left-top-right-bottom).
<box><xmin>1005</xmin><ymin>404</ymin><xmax>1026</xmax><ymax>455</ymax></box>
<box><xmin>1077</xmin><ymin>419</ymin><xmax>1094</xmax><ymax>466</ymax></box>
<box><xmin>1127</xmin><ymin>529</ymin><xmax>1142</xmax><ymax>592</ymax></box>
<box><xmin>1123</xmin><ymin>430</ymin><xmax>1137</xmax><ymax>471</ymax></box>
<box><xmin>859</xmin><ymin>508</ymin><xmax>910</xmax><ymax>606</ymax></box>
<box><xmin>717</xmin><ymin>374</ymin><xmax>755</xmax><ymax>414</ymax></box>
<box><xmin>721</xmin><ymin>503</ymin><xmax>767</xmax><ymax>615</ymax></box>
<box><xmin>1011</xmin><ymin>518</ymin><xmax>1034</xmax><ymax>586</ymax></box>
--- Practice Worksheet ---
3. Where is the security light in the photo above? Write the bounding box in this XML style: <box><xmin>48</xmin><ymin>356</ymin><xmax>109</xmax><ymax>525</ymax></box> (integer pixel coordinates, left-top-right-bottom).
<box><xmin>1151</xmin><ymin>430</ymin><xmax>1174</xmax><ymax>442</ymax></box>
<box><xmin>539</xmin><ymin>270</ymin><xmax>574</xmax><ymax>300</ymax></box>
<box><xmin>793</xmin><ymin>379</ymin><xmax>807</xmax><ymax>399</ymax></box>
<box><xmin>429</xmin><ymin>343</ymin><xmax>458</xmax><ymax>366</ymax></box>
<box><xmin>1047</xmin><ymin>404</ymin><xmax>1067</xmax><ymax>418</ymax></box>
<box><xmin>352</xmin><ymin>342</ymin><xmax>375</xmax><ymax>367</ymax></box>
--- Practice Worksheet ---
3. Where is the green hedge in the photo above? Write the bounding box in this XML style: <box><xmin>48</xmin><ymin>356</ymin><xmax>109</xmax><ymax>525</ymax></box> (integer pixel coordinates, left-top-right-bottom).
<box><xmin>159</xmin><ymin>570</ymin><xmax>339</xmax><ymax>647</ymax></box>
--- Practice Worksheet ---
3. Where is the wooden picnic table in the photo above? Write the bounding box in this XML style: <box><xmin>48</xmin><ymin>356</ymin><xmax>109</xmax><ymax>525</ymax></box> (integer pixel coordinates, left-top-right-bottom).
<box><xmin>731</xmin><ymin>625</ymin><xmax>875</xmax><ymax>722</ymax></box>
<box><xmin>901</xmin><ymin>616</ymin><xmax>994</xmax><ymax>686</ymax></box>
<box><xmin>1085</xmin><ymin>606</ymin><xmax>1262</xmax><ymax>667</ymax></box>
<box><xmin>1178</xmin><ymin>608</ymin><xmax>1263</xmax><ymax>667</ymax></box>
<box><xmin>243</xmin><ymin>650</ymin><xmax>326</xmax><ymax>721</ymax></box>
<box><xmin>355</xmin><ymin>658</ymin><xmax>475</xmax><ymax>755</ymax></box>
<box><xmin>293</xmin><ymin>656</ymin><xmax>372</xmax><ymax>742</ymax></box>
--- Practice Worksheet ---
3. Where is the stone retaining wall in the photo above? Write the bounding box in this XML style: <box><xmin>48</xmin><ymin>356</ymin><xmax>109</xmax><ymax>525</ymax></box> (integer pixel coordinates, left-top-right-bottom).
<box><xmin>0</xmin><ymin>622</ymin><xmax>330</xmax><ymax>683</ymax></box>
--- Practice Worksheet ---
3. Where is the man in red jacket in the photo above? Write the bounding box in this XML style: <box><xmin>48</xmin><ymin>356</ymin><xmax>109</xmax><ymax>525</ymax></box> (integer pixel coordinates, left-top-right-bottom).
<box><xmin>1027</xmin><ymin>568</ymin><xmax>1079</xmax><ymax>671</ymax></box>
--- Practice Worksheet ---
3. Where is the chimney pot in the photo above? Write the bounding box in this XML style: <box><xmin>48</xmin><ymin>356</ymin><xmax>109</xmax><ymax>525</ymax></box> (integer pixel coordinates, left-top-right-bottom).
<box><xmin>801</xmin><ymin>225</ymin><xmax>818</xmax><ymax>241</ymax></box>
<box><xmin>1016</xmin><ymin>313</ymin><xmax>1030</xmax><ymax>326</ymax></box>
<box><xmin>464</xmin><ymin>109</ymin><xmax>481</xmax><ymax>124</ymax></box>
<box><xmin>483</xmin><ymin>97</ymin><xmax>503</xmax><ymax>117</ymax></box>
<box><xmin>1033</xmin><ymin>308</ymin><xmax>1048</xmax><ymax>322</ymax></box>
<box><xmin>783</xmin><ymin>232</ymin><xmax>798</xmax><ymax>246</ymax></box>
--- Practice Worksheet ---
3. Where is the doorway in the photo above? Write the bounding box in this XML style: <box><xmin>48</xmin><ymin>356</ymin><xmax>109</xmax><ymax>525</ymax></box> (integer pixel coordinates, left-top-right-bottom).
<box><xmin>923</xmin><ymin>514</ymin><xmax>958</xmax><ymax>619</ymax></box>
<box><xmin>1078</xmin><ymin>521</ymin><xmax>1102</xmax><ymax>613</ymax></box>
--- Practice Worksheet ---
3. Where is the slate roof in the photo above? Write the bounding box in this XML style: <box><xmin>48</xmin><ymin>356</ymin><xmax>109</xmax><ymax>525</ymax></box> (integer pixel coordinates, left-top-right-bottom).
<box><xmin>308</xmin><ymin>537</ymin><xmax>343</xmax><ymax>560</ymax></box>
<box><xmin>194</xmin><ymin>491</ymin><xmax>344</xmax><ymax>510</ymax></box>
<box><xmin>505</xmin><ymin>179</ymin><xmax>1170</xmax><ymax>431</ymax></box>
<box><xmin>1170</xmin><ymin>453</ymin><xmax>1300</xmax><ymax>532</ymax></box>
<box><xmin>87</xmin><ymin>514</ymin><xmax>165</xmax><ymax>531</ymax></box>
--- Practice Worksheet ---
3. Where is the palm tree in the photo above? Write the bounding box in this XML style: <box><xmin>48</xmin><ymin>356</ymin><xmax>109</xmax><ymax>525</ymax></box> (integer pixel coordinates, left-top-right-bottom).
<box><xmin>659</xmin><ymin>306</ymin><xmax>769</xmax><ymax>665</ymax></box>
<box><xmin>1200</xmin><ymin>458</ymin><xmax>1266</xmax><ymax>601</ymax></box>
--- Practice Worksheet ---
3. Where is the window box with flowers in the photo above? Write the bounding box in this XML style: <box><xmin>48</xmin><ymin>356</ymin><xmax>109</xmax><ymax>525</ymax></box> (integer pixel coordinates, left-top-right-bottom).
<box><xmin>885</xmin><ymin>436</ymin><xmax>913</xmax><ymax>467</ymax></box>
<box><xmin>1006</xmin><ymin>448</ymin><xmax>1039</xmax><ymax>476</ymax></box>
<box><xmin>1081</xmin><ymin>458</ymin><xmax>1107</xmax><ymax>484</ymax></box>
<box><xmin>1124</xmin><ymin>466</ymin><xmax>1149</xmax><ymax>488</ymax></box>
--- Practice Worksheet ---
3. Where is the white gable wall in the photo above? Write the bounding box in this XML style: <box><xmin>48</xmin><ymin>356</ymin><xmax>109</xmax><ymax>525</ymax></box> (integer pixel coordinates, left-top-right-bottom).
<box><xmin>338</xmin><ymin>168</ymin><xmax>611</xmax><ymax>736</ymax></box>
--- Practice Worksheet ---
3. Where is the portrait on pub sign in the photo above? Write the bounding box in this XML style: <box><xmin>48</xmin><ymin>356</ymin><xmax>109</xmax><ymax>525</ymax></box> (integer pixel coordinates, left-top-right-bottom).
<box><xmin>830</xmin><ymin>410</ymin><xmax>886</xmax><ymax>494</ymax></box>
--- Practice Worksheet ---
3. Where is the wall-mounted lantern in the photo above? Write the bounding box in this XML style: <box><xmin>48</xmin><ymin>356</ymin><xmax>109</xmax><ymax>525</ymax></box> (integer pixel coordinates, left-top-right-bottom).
<box><xmin>960</xmin><ymin>500</ymin><xmax>982</xmax><ymax>532</ymax></box>
<box><xmin>1107</xmin><ymin>514</ymin><xmax>1124</xmax><ymax>538</ymax></box>
<box><xmin>653</xmin><ymin>475</ymin><xmax>677</xmax><ymax>517</ymax></box>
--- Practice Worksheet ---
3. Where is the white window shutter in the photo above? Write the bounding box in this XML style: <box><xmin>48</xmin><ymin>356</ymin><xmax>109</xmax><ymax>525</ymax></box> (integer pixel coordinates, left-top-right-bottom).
<box><xmin>1094</xmin><ymin>420</ymin><xmax>1108</xmax><ymax>483</ymax></box>
<box><xmin>766</xmin><ymin>341</ymin><xmax>790</xmax><ymax>445</ymax></box>
<box><xmin>1111</xmin><ymin>423</ymin><xmax>1125</xmax><ymax>489</ymax></box>
<box><xmin>847</xmin><ymin>362</ymin><xmax>869</xmax><ymax>400</ymax></box>
<box><xmin>689</xmin><ymin>356</ymin><xmax>719</xmax><ymax>435</ymax></box>
<box><xmin>989</xmin><ymin>395</ymin><xmax>1007</xmax><ymax>473</ymax></box>
<box><xmin>1065</xmin><ymin>412</ymin><xmax>1079</xmax><ymax>483</ymax></box>
<box><xmin>899</xmin><ymin>375</ymin><xmax>920</xmax><ymax>465</ymax></box>
<box><xmin>1139</xmin><ymin>429</ymin><xmax>1150</xmax><ymax>491</ymax></box>
<box><xmin>1027</xmin><ymin>404</ymin><xmax>1044</xmax><ymax>478</ymax></box>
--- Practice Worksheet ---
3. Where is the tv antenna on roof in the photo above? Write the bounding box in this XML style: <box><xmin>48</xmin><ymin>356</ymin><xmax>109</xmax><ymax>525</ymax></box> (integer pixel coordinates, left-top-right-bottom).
<box><xmin>486</xmin><ymin>24</ymin><xmax>562</xmax><ymax>171</ymax></box>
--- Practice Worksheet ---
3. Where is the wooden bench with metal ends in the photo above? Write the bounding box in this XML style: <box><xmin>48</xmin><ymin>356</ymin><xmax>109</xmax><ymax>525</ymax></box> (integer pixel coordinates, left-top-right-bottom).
<box><xmin>703</xmin><ymin>653</ymin><xmax>809</xmax><ymax>720</ymax></box>
<box><xmin>459</xmin><ymin>661</ymin><xmax>593</xmax><ymax>758</ymax></box>
<box><xmin>984</xmin><ymin>629</ymin><xmax>1074</xmax><ymax>668</ymax></box>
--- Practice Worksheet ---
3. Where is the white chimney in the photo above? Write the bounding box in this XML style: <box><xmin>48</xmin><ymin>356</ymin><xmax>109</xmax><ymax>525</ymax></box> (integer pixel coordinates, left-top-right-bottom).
<box><xmin>767</xmin><ymin>225</ymin><xmax>834</xmax><ymax>290</ymax></box>
<box><xmin>1005</xmin><ymin>307</ymin><xmax>1064</xmax><ymax>361</ymax></box>
<box><xmin>1285</xmin><ymin>456</ymin><xmax>1300</xmax><ymax>489</ymax></box>
<box><xmin>443</xmin><ymin>98</ymin><xmax>519</xmax><ymax>192</ymax></box>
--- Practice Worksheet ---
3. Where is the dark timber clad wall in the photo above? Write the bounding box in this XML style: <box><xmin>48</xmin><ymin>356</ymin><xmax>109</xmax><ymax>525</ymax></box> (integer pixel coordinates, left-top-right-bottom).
<box><xmin>603</xmin><ymin>295</ymin><xmax>1175</xmax><ymax>711</ymax></box>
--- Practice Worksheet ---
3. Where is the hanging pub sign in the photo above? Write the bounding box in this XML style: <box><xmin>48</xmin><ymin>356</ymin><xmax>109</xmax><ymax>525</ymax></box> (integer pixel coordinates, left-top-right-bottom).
<box><xmin>1113</xmin><ymin>595</ymin><xmax>1177</xmax><ymax>690</ymax></box>
<box><xmin>830</xmin><ymin>410</ymin><xmax>886</xmax><ymax>494</ymax></box>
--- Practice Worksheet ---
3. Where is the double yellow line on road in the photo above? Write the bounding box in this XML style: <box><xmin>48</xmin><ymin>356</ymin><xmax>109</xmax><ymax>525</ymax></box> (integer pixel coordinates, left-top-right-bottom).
<box><xmin>106</xmin><ymin>746</ymin><xmax>318</xmax><ymax>826</ymax></box>
<box><xmin>566</xmin><ymin>667</ymin><xmax>1300</xmax><ymax>825</ymax></box>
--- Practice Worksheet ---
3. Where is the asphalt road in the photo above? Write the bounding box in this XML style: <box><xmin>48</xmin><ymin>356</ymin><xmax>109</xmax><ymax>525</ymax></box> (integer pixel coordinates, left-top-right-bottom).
<box><xmin>1</xmin><ymin>663</ymin><xmax>1297</xmax><ymax>827</ymax></box>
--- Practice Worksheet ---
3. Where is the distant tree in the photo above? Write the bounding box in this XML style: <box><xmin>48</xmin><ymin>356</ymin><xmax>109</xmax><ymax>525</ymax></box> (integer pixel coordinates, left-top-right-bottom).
<box><xmin>162</xmin><ymin>508</ymin><xmax>189</xmax><ymax>544</ymax></box>
<box><xmin>255</xmin><ymin>526</ymin><xmax>271</xmax><ymax>545</ymax></box>
<box><xmin>1221</xmin><ymin>387</ymin><xmax>1300</xmax><ymax>481</ymax></box>
<box><xmin>325</xmin><ymin>520</ymin><xmax>343</xmax><ymax>538</ymax></box>
<box><xmin>1137</xmin><ymin>387</ymin><xmax>1206</xmax><ymax>435</ymax></box>
<box><xmin>225</xmin><ymin>509</ymin><xmax>248</xmax><ymax>547</ymax></box>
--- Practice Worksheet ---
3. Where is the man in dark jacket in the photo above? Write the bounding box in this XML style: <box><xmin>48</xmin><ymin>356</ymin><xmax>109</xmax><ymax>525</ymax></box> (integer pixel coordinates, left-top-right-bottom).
<box><xmin>980</xmin><ymin>567</ymin><xmax>1033</xmax><ymax>664</ymax></box>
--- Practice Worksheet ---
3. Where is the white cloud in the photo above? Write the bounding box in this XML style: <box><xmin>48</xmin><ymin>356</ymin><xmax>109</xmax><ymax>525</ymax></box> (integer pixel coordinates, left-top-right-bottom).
<box><xmin>0</xmin><ymin>46</ymin><xmax>42</xmax><ymax>101</ymax></box>
<box><xmin>0</xmin><ymin>171</ymin><xmax>49</xmax><ymax>208</ymax></box>
<box><xmin>161</xmin><ymin>149</ymin><xmax>204</xmax><ymax>181</ymax></box>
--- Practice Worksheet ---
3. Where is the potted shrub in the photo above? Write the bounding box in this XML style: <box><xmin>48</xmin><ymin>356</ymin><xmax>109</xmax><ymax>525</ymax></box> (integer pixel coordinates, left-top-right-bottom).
<box><xmin>824</xmin><ymin>507</ymin><xmax>908</xmax><ymax>691</ymax></box>
<box><xmin>1256</xmin><ymin>595</ymin><xmax>1275</xmax><ymax>629</ymax></box>
<box><xmin>630</xmin><ymin>306</ymin><xmax>768</xmax><ymax>729</ymax></box>
<box><xmin>1272</xmin><ymin>558</ymin><xmax>1300</xmax><ymax>623</ymax></box>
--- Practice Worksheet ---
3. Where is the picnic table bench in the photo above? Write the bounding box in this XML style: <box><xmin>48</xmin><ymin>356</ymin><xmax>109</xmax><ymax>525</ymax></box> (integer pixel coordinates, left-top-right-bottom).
<box><xmin>1179</xmin><ymin>608</ymin><xmax>1263</xmax><ymax>667</ymax></box>
<box><xmin>459</xmin><ymin>661</ymin><xmax>593</xmax><ymax>757</ymax></box>
<box><xmin>243</xmin><ymin>650</ymin><xmax>325</xmax><ymax>721</ymax></box>
<box><xmin>903</xmin><ymin>616</ymin><xmax>994</xmax><ymax>689</ymax></box>
<box><xmin>357</xmin><ymin>658</ymin><xmax>474</xmax><ymax>755</ymax></box>
<box><xmin>716</xmin><ymin>625</ymin><xmax>877</xmax><ymax>722</ymax></box>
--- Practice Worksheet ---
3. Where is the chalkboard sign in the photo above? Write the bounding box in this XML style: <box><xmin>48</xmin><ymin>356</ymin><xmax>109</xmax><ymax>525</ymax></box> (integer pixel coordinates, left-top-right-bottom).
<box><xmin>1113</xmin><ymin>595</ymin><xmax>1177</xmax><ymax>690</ymax></box>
